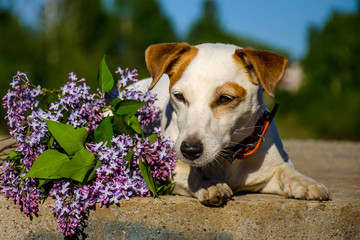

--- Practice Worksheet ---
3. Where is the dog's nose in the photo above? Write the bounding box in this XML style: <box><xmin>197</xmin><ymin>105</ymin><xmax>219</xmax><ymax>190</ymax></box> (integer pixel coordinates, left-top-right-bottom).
<box><xmin>180</xmin><ymin>140</ymin><xmax>203</xmax><ymax>160</ymax></box>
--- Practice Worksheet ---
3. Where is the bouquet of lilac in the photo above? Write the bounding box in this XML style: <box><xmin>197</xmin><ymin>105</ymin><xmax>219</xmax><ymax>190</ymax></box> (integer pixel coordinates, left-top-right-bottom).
<box><xmin>1</xmin><ymin>58</ymin><xmax>176</xmax><ymax>236</ymax></box>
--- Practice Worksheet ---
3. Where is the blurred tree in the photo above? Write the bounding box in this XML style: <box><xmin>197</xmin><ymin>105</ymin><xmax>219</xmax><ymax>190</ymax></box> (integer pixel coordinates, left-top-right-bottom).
<box><xmin>40</xmin><ymin>0</ymin><xmax>118</xmax><ymax>90</ymax></box>
<box><xmin>0</xmin><ymin>0</ymin><xmax>176</xmax><ymax>90</ymax></box>
<box><xmin>299</xmin><ymin>6</ymin><xmax>360</xmax><ymax>140</ymax></box>
<box><xmin>0</xmin><ymin>9</ymin><xmax>38</xmax><ymax>80</ymax></box>
<box><xmin>186</xmin><ymin>0</ymin><xmax>243</xmax><ymax>45</ymax></box>
<box><xmin>0</xmin><ymin>8</ymin><xmax>44</xmax><ymax>134</ymax></box>
<box><xmin>0</xmin><ymin>0</ymin><xmax>177</xmax><ymax>133</ymax></box>
<box><xmin>112</xmin><ymin>0</ymin><xmax>177</xmax><ymax>78</ymax></box>
<box><xmin>186</xmin><ymin>0</ymin><xmax>289</xmax><ymax>57</ymax></box>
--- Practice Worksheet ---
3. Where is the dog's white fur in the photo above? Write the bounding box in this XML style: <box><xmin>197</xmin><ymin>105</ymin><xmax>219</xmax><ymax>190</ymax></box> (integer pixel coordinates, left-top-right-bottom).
<box><xmin>136</xmin><ymin>43</ymin><xmax>330</xmax><ymax>205</ymax></box>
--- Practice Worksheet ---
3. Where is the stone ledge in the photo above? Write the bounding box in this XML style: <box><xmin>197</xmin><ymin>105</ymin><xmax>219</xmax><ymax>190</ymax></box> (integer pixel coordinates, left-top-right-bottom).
<box><xmin>0</xmin><ymin>140</ymin><xmax>359</xmax><ymax>239</ymax></box>
<box><xmin>1</xmin><ymin>195</ymin><xmax>359</xmax><ymax>240</ymax></box>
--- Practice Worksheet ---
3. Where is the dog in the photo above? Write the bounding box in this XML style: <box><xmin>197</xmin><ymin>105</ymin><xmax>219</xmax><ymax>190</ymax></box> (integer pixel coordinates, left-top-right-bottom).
<box><xmin>136</xmin><ymin>42</ymin><xmax>331</xmax><ymax>206</ymax></box>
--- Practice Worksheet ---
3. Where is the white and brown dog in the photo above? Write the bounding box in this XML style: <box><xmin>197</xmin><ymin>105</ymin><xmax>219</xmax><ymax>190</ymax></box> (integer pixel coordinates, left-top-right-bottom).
<box><xmin>137</xmin><ymin>42</ymin><xmax>330</xmax><ymax>206</ymax></box>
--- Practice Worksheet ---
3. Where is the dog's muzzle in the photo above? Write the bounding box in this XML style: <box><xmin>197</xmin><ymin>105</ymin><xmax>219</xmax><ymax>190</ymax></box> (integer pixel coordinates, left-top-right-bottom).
<box><xmin>180</xmin><ymin>140</ymin><xmax>204</xmax><ymax>160</ymax></box>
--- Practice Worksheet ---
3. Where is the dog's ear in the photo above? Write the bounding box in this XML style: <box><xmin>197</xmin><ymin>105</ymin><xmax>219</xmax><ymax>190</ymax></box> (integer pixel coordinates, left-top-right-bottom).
<box><xmin>234</xmin><ymin>48</ymin><xmax>288</xmax><ymax>97</ymax></box>
<box><xmin>145</xmin><ymin>42</ymin><xmax>191</xmax><ymax>90</ymax></box>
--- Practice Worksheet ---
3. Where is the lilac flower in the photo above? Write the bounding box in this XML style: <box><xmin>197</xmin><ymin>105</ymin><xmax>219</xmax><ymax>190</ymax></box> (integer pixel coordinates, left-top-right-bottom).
<box><xmin>1</xmin><ymin>68</ymin><xmax>176</xmax><ymax>237</ymax></box>
<box><xmin>115</xmin><ymin>67</ymin><xmax>124</xmax><ymax>75</ymax></box>
<box><xmin>49</xmin><ymin>180</ymin><xmax>88</xmax><ymax>236</ymax></box>
<box><xmin>116</xmin><ymin>67</ymin><xmax>138</xmax><ymax>88</ymax></box>
<box><xmin>69</xmin><ymin>72</ymin><xmax>78</xmax><ymax>81</ymax></box>
<box><xmin>31</xmin><ymin>85</ymin><xmax>43</xmax><ymax>97</ymax></box>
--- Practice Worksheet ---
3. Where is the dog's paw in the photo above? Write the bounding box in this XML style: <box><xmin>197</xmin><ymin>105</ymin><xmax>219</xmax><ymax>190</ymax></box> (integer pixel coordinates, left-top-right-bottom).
<box><xmin>284</xmin><ymin>176</ymin><xmax>331</xmax><ymax>201</ymax></box>
<box><xmin>195</xmin><ymin>183</ymin><xmax>233</xmax><ymax>206</ymax></box>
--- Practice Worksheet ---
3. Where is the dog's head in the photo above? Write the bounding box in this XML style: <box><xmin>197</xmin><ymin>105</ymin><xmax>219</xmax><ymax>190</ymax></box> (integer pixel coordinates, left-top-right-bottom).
<box><xmin>146</xmin><ymin>43</ymin><xmax>287</xmax><ymax>166</ymax></box>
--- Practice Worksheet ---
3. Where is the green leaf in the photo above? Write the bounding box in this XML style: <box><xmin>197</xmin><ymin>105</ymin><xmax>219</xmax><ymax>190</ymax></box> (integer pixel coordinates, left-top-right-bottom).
<box><xmin>75</xmin><ymin>127</ymin><xmax>88</xmax><ymax>146</ymax></box>
<box><xmin>110</xmin><ymin>98</ymin><xmax>121</xmax><ymax>109</ymax></box>
<box><xmin>94</xmin><ymin>117</ymin><xmax>114</xmax><ymax>146</ymax></box>
<box><xmin>38</xmin><ymin>179</ymin><xmax>52</xmax><ymax>188</ymax></box>
<box><xmin>9</xmin><ymin>150</ymin><xmax>21</xmax><ymax>158</ymax></box>
<box><xmin>156</xmin><ymin>182</ymin><xmax>175</xmax><ymax>195</ymax></box>
<box><xmin>48</xmin><ymin>136</ymin><xmax>55</xmax><ymax>148</ymax></box>
<box><xmin>58</xmin><ymin>149</ymin><xmax>96</xmax><ymax>182</ymax></box>
<box><xmin>127</xmin><ymin>115</ymin><xmax>142</xmax><ymax>135</ymax></box>
<box><xmin>148</xmin><ymin>133</ymin><xmax>157</xmax><ymax>143</ymax></box>
<box><xmin>97</xmin><ymin>56</ymin><xmax>114</xmax><ymax>93</ymax></box>
<box><xmin>23</xmin><ymin>149</ymin><xmax>69</xmax><ymax>179</ymax></box>
<box><xmin>115</xmin><ymin>100</ymin><xmax>147</xmax><ymax>116</ymax></box>
<box><xmin>44</xmin><ymin>119</ymin><xmax>87</xmax><ymax>155</ymax></box>
<box><xmin>24</xmin><ymin>149</ymin><xmax>96</xmax><ymax>183</ymax></box>
<box><xmin>124</xmin><ymin>151</ymin><xmax>134</xmax><ymax>171</ymax></box>
<box><xmin>36</xmin><ymin>91</ymin><xmax>58</xmax><ymax>110</ymax></box>
<box><xmin>87</xmin><ymin>160</ymin><xmax>102</xmax><ymax>182</ymax></box>
<box><xmin>112</xmin><ymin>114</ymin><xmax>134</xmax><ymax>136</ymax></box>
<box><xmin>138</xmin><ymin>157</ymin><xmax>157</xmax><ymax>197</ymax></box>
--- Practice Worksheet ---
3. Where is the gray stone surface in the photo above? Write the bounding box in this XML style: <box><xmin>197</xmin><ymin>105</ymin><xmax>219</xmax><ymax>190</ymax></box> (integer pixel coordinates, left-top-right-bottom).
<box><xmin>0</xmin><ymin>140</ymin><xmax>359</xmax><ymax>240</ymax></box>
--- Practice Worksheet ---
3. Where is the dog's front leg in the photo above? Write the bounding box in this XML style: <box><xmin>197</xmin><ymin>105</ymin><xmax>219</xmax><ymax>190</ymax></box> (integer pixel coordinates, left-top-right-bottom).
<box><xmin>172</xmin><ymin>161</ymin><xmax>233</xmax><ymax>206</ymax></box>
<box><xmin>263</xmin><ymin>162</ymin><xmax>331</xmax><ymax>200</ymax></box>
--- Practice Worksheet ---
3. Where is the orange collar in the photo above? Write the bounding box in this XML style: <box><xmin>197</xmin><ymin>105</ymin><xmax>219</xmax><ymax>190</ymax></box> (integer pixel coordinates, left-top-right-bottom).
<box><xmin>228</xmin><ymin>103</ymin><xmax>279</xmax><ymax>162</ymax></box>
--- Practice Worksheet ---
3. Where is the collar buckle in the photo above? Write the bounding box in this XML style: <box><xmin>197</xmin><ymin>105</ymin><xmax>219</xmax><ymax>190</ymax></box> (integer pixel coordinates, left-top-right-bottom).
<box><xmin>257</xmin><ymin>133</ymin><xmax>265</xmax><ymax>141</ymax></box>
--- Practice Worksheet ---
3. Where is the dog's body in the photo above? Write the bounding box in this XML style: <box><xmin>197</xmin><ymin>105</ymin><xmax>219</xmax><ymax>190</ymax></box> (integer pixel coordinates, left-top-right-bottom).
<box><xmin>137</xmin><ymin>43</ymin><xmax>330</xmax><ymax>205</ymax></box>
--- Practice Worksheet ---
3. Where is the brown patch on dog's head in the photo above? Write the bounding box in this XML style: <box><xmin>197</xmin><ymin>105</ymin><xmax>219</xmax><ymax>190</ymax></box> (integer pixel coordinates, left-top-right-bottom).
<box><xmin>145</xmin><ymin>42</ymin><xmax>198</xmax><ymax>90</ymax></box>
<box><xmin>233</xmin><ymin>48</ymin><xmax>288</xmax><ymax>97</ymax></box>
<box><xmin>167</xmin><ymin>47</ymin><xmax>199</xmax><ymax>90</ymax></box>
<box><xmin>210</xmin><ymin>81</ymin><xmax>247</xmax><ymax>119</ymax></box>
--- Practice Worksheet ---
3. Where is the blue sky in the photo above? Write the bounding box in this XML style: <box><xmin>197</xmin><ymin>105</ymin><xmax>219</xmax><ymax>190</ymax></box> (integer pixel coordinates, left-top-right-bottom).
<box><xmin>158</xmin><ymin>0</ymin><xmax>358</xmax><ymax>59</ymax></box>
<box><xmin>2</xmin><ymin>0</ymin><xmax>358</xmax><ymax>59</ymax></box>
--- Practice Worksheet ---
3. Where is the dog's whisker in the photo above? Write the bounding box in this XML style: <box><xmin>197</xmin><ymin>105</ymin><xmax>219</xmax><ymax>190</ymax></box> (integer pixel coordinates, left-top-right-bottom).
<box><xmin>234</xmin><ymin>126</ymin><xmax>256</xmax><ymax>131</ymax></box>
<box><xmin>234</xmin><ymin>123</ymin><xmax>265</xmax><ymax>133</ymax></box>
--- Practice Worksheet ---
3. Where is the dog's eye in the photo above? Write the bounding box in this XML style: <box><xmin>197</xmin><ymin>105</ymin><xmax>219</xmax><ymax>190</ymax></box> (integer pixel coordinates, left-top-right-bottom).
<box><xmin>218</xmin><ymin>95</ymin><xmax>234</xmax><ymax>104</ymax></box>
<box><xmin>174</xmin><ymin>93</ymin><xmax>185</xmax><ymax>102</ymax></box>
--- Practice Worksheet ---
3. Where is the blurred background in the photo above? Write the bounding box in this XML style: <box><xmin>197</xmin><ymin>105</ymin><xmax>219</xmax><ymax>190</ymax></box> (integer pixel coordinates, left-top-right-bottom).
<box><xmin>0</xmin><ymin>0</ymin><xmax>359</xmax><ymax>140</ymax></box>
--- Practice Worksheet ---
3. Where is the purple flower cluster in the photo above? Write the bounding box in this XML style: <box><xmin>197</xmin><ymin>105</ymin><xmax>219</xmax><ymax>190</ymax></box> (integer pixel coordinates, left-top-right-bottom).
<box><xmin>48</xmin><ymin>128</ymin><xmax>176</xmax><ymax>236</ymax></box>
<box><xmin>115</xmin><ymin>68</ymin><xmax>159</xmax><ymax>125</ymax></box>
<box><xmin>49</xmin><ymin>181</ymin><xmax>86</xmax><ymax>236</ymax></box>
<box><xmin>1</xmin><ymin>72</ymin><xmax>106</xmax><ymax>220</ymax></box>
<box><xmin>86</xmin><ymin>128</ymin><xmax>175</xmax><ymax>204</ymax></box>
<box><xmin>2</xmin><ymin>72</ymin><xmax>106</xmax><ymax>162</ymax></box>
<box><xmin>53</xmin><ymin>73</ymin><xmax>106</xmax><ymax>131</ymax></box>
<box><xmin>3</xmin><ymin>72</ymin><xmax>44</xmax><ymax>159</ymax></box>
<box><xmin>88</xmin><ymin>135</ymin><xmax>151</xmax><ymax>204</ymax></box>
<box><xmin>136</xmin><ymin>128</ymin><xmax>176</xmax><ymax>182</ymax></box>
<box><xmin>115</xmin><ymin>67</ymin><xmax>138</xmax><ymax>88</ymax></box>
<box><xmin>0</xmin><ymin>162</ymin><xmax>41</xmax><ymax>218</ymax></box>
<box><xmin>1</xmin><ymin>72</ymin><xmax>44</xmax><ymax>217</ymax></box>
<box><xmin>1</xmin><ymin>69</ymin><xmax>176</xmax><ymax>237</ymax></box>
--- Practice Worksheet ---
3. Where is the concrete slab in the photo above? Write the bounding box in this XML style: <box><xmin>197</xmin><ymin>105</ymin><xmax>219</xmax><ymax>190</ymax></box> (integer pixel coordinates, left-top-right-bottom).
<box><xmin>0</xmin><ymin>140</ymin><xmax>359</xmax><ymax>239</ymax></box>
